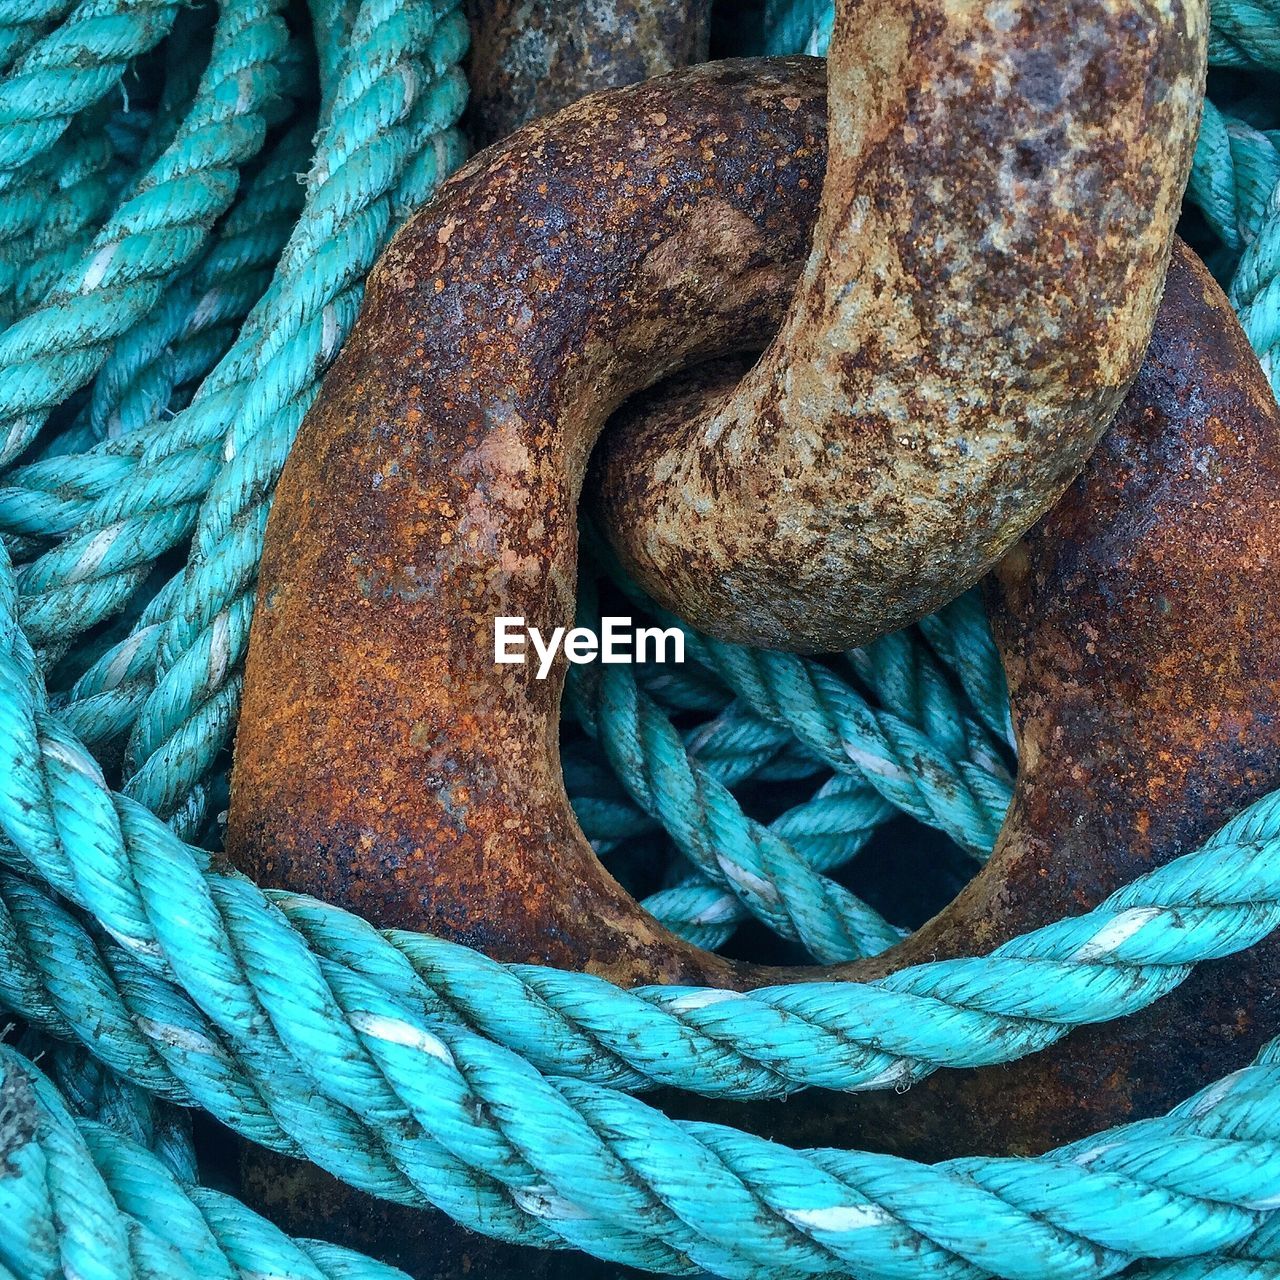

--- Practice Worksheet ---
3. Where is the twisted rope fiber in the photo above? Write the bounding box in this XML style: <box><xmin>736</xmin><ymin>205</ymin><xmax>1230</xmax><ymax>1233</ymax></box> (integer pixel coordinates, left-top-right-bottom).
<box><xmin>0</xmin><ymin>20</ymin><xmax>216</xmax><ymax>336</ymax></box>
<box><xmin>5</xmin><ymin>749</ymin><xmax>1280</xmax><ymax>1275</ymax></box>
<box><xmin>0</xmin><ymin>0</ymin><xmax>180</xmax><ymax>187</ymax></box>
<box><xmin>0</xmin><ymin>11</ymin><xmax>468</xmax><ymax>849</ymax></box>
<box><xmin>567</xmin><ymin>576</ymin><xmax>903</xmax><ymax>960</ymax></box>
<box><xmin>0</xmin><ymin>0</ymin><xmax>469</xmax><ymax>765</ymax></box>
<box><xmin>591</xmin><ymin>538</ymin><xmax>1015</xmax><ymax>855</ymax></box>
<box><xmin>79</xmin><ymin>119</ymin><xmax>311</xmax><ymax>441</ymax></box>
<box><xmin>0</xmin><ymin>0</ymin><xmax>74</xmax><ymax>76</ymax></box>
<box><xmin>9</xmin><ymin>918</ymin><xmax>1280</xmax><ymax>1280</ymax></box>
<box><xmin>1188</xmin><ymin>98</ymin><xmax>1280</xmax><ymax>255</ymax></box>
<box><xmin>641</xmin><ymin>604</ymin><xmax>1013</xmax><ymax>854</ymax></box>
<box><xmin>2</xmin><ymin>0</ymin><xmax>1280</xmax><ymax>1269</ymax></box>
<box><xmin>0</xmin><ymin>0</ymin><xmax>291</xmax><ymax>469</ymax></box>
<box><xmin>18</xmin><ymin>1031</ymin><xmax>197</xmax><ymax>1180</ymax></box>
<box><xmin>12</xmin><ymin>942</ymin><xmax>1280</xmax><ymax>1280</ymax></box>
<box><xmin>1</xmin><ymin>118</ymin><xmax>311</xmax><ymax>539</ymax></box>
<box><xmin>562</xmin><ymin>564</ymin><xmax>1003</xmax><ymax>955</ymax></box>
<box><xmin>588</xmin><ymin>657</ymin><xmax>901</xmax><ymax>960</ymax></box>
<box><xmin>8</xmin><ymin>12</ymin><xmax>249</xmax><ymax>329</ymax></box>
<box><xmin>1232</xmin><ymin>175</ymin><xmax>1280</xmax><ymax>378</ymax></box>
<box><xmin>0</xmin><ymin>1045</ymin><xmax>414</xmax><ymax>1280</ymax></box>
<box><xmin>1</xmin><ymin>118</ymin><xmax>311</xmax><ymax>575</ymax></box>
<box><xmin>0</xmin><ymin>105</ymin><xmax>116</xmax><ymax>329</ymax></box>
<box><xmin>564</xmin><ymin>674</ymin><xmax>894</xmax><ymax>953</ymax></box>
<box><xmin>108</xmin><ymin>6</ymin><xmax>487</xmax><ymax>829</ymax></box>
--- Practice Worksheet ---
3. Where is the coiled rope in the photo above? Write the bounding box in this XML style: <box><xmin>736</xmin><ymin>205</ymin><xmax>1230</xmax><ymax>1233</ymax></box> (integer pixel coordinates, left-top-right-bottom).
<box><xmin>1</xmin><ymin>0</ymin><xmax>1280</xmax><ymax>1274</ymax></box>
<box><xmin>0</xmin><ymin>1041</ymin><xmax>412</xmax><ymax>1280</ymax></box>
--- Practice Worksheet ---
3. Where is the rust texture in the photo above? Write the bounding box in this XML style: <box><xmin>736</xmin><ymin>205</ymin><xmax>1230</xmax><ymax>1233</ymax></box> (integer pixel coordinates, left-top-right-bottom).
<box><xmin>236</xmin><ymin>239</ymin><xmax>1280</xmax><ymax>1223</ymax></box>
<box><xmin>464</xmin><ymin>0</ymin><xmax>712</xmax><ymax>146</ymax></box>
<box><xmin>230</xmin><ymin>44</ymin><xmax>1280</xmax><ymax>1166</ymax></box>
<box><xmin>229</xmin><ymin>61</ymin><xmax>829</xmax><ymax>985</ymax></box>
<box><xmin>664</xmin><ymin>242</ymin><xmax>1280</xmax><ymax>1154</ymax></box>
<box><xmin>595</xmin><ymin>0</ymin><xmax>1207</xmax><ymax>651</ymax></box>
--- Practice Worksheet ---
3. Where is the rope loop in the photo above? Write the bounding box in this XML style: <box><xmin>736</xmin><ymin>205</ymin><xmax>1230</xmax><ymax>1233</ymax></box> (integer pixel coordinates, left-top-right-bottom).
<box><xmin>0</xmin><ymin>0</ymin><xmax>1278</xmax><ymax>1275</ymax></box>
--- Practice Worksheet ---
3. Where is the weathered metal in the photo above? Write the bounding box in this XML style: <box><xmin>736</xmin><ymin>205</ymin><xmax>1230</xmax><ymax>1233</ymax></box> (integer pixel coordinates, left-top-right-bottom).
<box><xmin>464</xmin><ymin>0</ymin><xmax>712</xmax><ymax>146</ymax></box>
<box><xmin>235</xmin><ymin>220</ymin><xmax>1280</xmax><ymax>1172</ymax></box>
<box><xmin>227</xmin><ymin>0</ymin><xmax>1248</xmax><ymax>1198</ymax></box>
<box><xmin>592</xmin><ymin>0</ymin><xmax>1206</xmax><ymax>651</ymax></box>
<box><xmin>657</xmin><ymin>241</ymin><xmax>1280</xmax><ymax>1155</ymax></box>
<box><xmin>229</xmin><ymin>59</ymin><xmax>826</xmax><ymax>984</ymax></box>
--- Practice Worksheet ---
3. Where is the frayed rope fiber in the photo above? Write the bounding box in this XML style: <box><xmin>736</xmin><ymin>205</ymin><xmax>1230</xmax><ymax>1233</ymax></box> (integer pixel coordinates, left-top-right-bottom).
<box><xmin>1</xmin><ymin>0</ymin><xmax>1280</xmax><ymax>1275</ymax></box>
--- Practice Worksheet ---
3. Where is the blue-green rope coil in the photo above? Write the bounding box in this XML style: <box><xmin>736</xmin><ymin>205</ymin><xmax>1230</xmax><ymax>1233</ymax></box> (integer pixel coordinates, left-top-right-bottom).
<box><xmin>1</xmin><ymin>0</ymin><xmax>1280</xmax><ymax>1275</ymax></box>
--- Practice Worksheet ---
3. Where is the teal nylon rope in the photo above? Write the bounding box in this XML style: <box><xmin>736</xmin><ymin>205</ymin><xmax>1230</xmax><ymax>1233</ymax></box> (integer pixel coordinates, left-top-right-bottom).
<box><xmin>0</xmin><ymin>1043</ymin><xmax>412</xmax><ymax>1280</ymax></box>
<box><xmin>1</xmin><ymin>0</ymin><xmax>1280</xmax><ymax>1274</ymax></box>
<box><xmin>18</xmin><ymin>1031</ymin><xmax>198</xmax><ymax>1181</ymax></box>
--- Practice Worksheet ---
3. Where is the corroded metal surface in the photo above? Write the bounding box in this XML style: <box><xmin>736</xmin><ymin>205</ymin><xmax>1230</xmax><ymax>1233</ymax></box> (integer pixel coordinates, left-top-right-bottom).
<box><xmin>464</xmin><ymin>0</ymin><xmax>712</xmax><ymax>146</ymax></box>
<box><xmin>229</xmin><ymin>61</ymin><xmax>829</xmax><ymax>985</ymax></box>
<box><xmin>230</xmin><ymin>20</ymin><xmax>1280</xmax><ymax>1173</ymax></box>
<box><xmin>671</xmin><ymin>242</ymin><xmax>1280</xmax><ymax>1154</ymax></box>
<box><xmin>595</xmin><ymin>0</ymin><xmax>1207</xmax><ymax>651</ymax></box>
<box><xmin>235</xmin><ymin>225</ymin><xmax>1280</xmax><ymax>1171</ymax></box>
<box><xmin>229</xmin><ymin>48</ymin><xmax>1278</xmax><ymax>1163</ymax></box>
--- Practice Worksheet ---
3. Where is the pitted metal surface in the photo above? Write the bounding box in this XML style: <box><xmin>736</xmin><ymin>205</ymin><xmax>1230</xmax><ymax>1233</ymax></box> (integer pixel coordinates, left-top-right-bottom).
<box><xmin>230</xmin><ymin>61</ymin><xmax>829</xmax><ymax>985</ymax></box>
<box><xmin>228</xmin><ymin>15</ymin><xmax>1253</xmax><ymax>1173</ymax></box>
<box><xmin>595</xmin><ymin>0</ymin><xmax>1207</xmax><ymax>650</ymax></box>
<box><xmin>464</xmin><ymin>0</ymin><xmax>712</xmax><ymax>146</ymax></box>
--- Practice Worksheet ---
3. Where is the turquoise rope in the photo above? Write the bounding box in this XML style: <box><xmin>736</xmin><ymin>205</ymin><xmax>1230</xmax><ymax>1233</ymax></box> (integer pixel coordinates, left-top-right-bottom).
<box><xmin>4</xmin><ymin>743</ymin><xmax>1280</xmax><ymax>1271</ymax></box>
<box><xmin>0</xmin><ymin>1044</ymin><xmax>411</xmax><ymax>1280</ymax></box>
<box><xmin>0</xmin><ymin>0</ymin><xmax>289</xmax><ymax>469</ymax></box>
<box><xmin>593</xmin><ymin>536</ymin><xmax>1014</xmax><ymax>854</ymax></box>
<box><xmin>23</xmin><ymin>1033</ymin><xmax>198</xmax><ymax>1181</ymax></box>
<box><xmin>0</xmin><ymin>0</ymin><xmax>180</xmax><ymax>186</ymax></box>
<box><xmin>121</xmin><ymin>0</ymin><xmax>470</xmax><ymax>829</ymax></box>
<box><xmin>0</xmin><ymin>0</ymin><xmax>1279</xmax><ymax>1273</ymax></box>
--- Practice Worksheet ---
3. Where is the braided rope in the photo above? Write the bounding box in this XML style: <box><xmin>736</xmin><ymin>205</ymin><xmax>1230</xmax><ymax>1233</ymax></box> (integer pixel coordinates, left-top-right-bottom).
<box><xmin>0</xmin><ymin>0</ymin><xmax>289</xmax><ymax>469</ymax></box>
<box><xmin>0</xmin><ymin>0</ymin><xmax>471</xmax><ymax>825</ymax></box>
<box><xmin>0</xmin><ymin>0</ymin><xmax>1278</xmax><ymax>1272</ymax></box>
<box><xmin>564</xmin><ymin>663</ymin><xmax>893</xmax><ymax>952</ymax></box>
<box><xmin>0</xmin><ymin>0</ymin><xmax>75</xmax><ymax>76</ymax></box>
<box><xmin>1190</xmin><ymin>99</ymin><xmax>1280</xmax><ymax>253</ymax></box>
<box><xmin>3</xmin><ymin>763</ymin><xmax>1280</xmax><ymax>1274</ymax></box>
<box><xmin>7</xmin><ymin>509</ymin><xmax>1280</xmax><ymax>1269</ymax></box>
<box><xmin>565</xmin><ymin>578</ymin><xmax>901</xmax><ymax>960</ymax></box>
<box><xmin>0</xmin><ymin>126</ymin><xmax>308</xmax><ymax>556</ymax></box>
<box><xmin>0</xmin><ymin>0</ymin><xmax>180</xmax><ymax>187</ymax></box>
<box><xmin>593</xmin><ymin>536</ymin><xmax>1015</xmax><ymax>855</ymax></box>
<box><xmin>16</xmin><ymin>1030</ymin><xmax>196</xmax><ymax>1179</ymax></box>
<box><xmin>0</xmin><ymin>1045</ymin><xmax>411</xmax><ymax>1280</ymax></box>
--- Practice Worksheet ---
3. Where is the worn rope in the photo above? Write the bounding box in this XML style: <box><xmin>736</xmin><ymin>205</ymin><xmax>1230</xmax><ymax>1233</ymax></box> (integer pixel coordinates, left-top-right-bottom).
<box><xmin>0</xmin><ymin>0</ymin><xmax>180</xmax><ymax>186</ymax></box>
<box><xmin>0</xmin><ymin>0</ymin><xmax>289</xmax><ymax>468</ymax></box>
<box><xmin>4</xmin><ymin>757</ymin><xmax>1280</xmax><ymax>1273</ymax></box>
<box><xmin>0</xmin><ymin>1044</ymin><xmax>412</xmax><ymax>1280</ymax></box>
<box><xmin>17</xmin><ymin>1031</ymin><xmax>197</xmax><ymax>1180</ymax></box>
<box><xmin>1</xmin><ymin>0</ymin><xmax>1279</xmax><ymax>1273</ymax></box>
<box><xmin>7</xmin><ymin>511</ymin><xmax>1280</xmax><ymax>1254</ymax></box>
